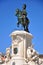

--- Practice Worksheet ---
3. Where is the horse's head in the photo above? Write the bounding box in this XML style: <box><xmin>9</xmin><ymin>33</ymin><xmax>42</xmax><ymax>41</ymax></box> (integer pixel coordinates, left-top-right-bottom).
<box><xmin>15</xmin><ymin>9</ymin><xmax>20</xmax><ymax>16</ymax></box>
<box><xmin>15</xmin><ymin>9</ymin><xmax>22</xmax><ymax>18</ymax></box>
<box><xmin>15</xmin><ymin>9</ymin><xmax>19</xmax><ymax>16</ymax></box>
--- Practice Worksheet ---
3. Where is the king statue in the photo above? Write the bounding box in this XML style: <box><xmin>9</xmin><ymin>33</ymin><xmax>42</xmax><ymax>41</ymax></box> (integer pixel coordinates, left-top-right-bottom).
<box><xmin>15</xmin><ymin>4</ymin><xmax>30</xmax><ymax>32</ymax></box>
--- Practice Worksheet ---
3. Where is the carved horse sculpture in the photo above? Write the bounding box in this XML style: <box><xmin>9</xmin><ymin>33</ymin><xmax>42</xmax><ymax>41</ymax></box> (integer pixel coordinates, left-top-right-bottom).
<box><xmin>15</xmin><ymin>9</ymin><xmax>30</xmax><ymax>32</ymax></box>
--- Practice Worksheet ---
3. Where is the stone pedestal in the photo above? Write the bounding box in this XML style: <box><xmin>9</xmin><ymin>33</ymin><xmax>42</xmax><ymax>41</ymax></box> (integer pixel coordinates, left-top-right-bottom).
<box><xmin>10</xmin><ymin>30</ymin><xmax>33</xmax><ymax>59</ymax></box>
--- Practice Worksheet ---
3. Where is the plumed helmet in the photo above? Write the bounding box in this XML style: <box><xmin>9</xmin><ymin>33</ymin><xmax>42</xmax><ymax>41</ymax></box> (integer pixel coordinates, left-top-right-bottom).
<box><xmin>23</xmin><ymin>4</ymin><xmax>26</xmax><ymax>9</ymax></box>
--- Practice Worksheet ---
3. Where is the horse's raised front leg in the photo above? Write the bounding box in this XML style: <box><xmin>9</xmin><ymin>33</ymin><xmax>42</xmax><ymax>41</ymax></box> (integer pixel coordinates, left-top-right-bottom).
<box><xmin>17</xmin><ymin>21</ymin><xmax>20</xmax><ymax>27</ymax></box>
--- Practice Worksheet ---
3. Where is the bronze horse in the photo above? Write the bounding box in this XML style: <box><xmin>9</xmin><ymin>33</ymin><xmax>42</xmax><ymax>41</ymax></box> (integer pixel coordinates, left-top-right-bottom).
<box><xmin>15</xmin><ymin>9</ymin><xmax>30</xmax><ymax>32</ymax></box>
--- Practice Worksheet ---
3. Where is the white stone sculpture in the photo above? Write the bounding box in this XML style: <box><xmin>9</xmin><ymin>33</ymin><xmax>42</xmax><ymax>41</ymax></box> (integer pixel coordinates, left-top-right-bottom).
<box><xmin>0</xmin><ymin>52</ymin><xmax>2</xmax><ymax>63</ymax></box>
<box><xmin>0</xmin><ymin>30</ymin><xmax>43</xmax><ymax>65</ymax></box>
<box><xmin>5</xmin><ymin>48</ymin><xmax>11</xmax><ymax>63</ymax></box>
<box><xmin>27</xmin><ymin>46</ymin><xmax>39</xmax><ymax>65</ymax></box>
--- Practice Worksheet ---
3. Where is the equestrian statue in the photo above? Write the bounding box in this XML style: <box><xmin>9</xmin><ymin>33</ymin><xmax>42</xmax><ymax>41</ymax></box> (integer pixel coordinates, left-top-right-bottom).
<box><xmin>15</xmin><ymin>4</ymin><xmax>30</xmax><ymax>32</ymax></box>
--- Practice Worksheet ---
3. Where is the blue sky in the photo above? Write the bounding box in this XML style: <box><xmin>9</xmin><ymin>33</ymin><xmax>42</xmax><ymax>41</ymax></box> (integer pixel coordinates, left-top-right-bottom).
<box><xmin>0</xmin><ymin>0</ymin><xmax>43</xmax><ymax>54</ymax></box>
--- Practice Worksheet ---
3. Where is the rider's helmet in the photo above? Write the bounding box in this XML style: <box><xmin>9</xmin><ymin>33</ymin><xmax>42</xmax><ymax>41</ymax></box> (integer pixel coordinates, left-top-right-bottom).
<box><xmin>22</xmin><ymin>4</ymin><xmax>26</xmax><ymax>9</ymax></box>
